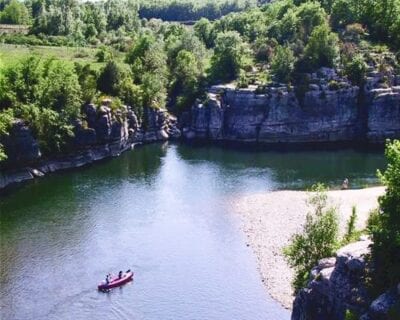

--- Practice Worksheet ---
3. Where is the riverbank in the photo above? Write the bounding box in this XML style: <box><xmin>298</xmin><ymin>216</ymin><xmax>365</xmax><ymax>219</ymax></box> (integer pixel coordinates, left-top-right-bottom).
<box><xmin>230</xmin><ymin>187</ymin><xmax>385</xmax><ymax>310</ymax></box>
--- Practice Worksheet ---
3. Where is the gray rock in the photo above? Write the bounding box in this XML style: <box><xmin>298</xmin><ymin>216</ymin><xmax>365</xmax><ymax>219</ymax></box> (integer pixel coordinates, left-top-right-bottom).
<box><xmin>369</xmin><ymin>290</ymin><xmax>400</xmax><ymax>319</ymax></box>
<box><xmin>292</xmin><ymin>240</ymin><xmax>373</xmax><ymax>320</ymax></box>
<box><xmin>2</xmin><ymin>120</ymin><xmax>41</xmax><ymax>165</ymax></box>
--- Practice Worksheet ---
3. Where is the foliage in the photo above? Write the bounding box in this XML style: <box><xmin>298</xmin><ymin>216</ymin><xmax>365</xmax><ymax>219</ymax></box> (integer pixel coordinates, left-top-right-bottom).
<box><xmin>39</xmin><ymin>60</ymin><xmax>82</xmax><ymax>117</ymax></box>
<box><xmin>369</xmin><ymin>140</ymin><xmax>400</xmax><ymax>294</ymax></box>
<box><xmin>303</xmin><ymin>23</ymin><xmax>339</xmax><ymax>71</ymax></box>
<box><xmin>0</xmin><ymin>108</ymin><xmax>14</xmax><ymax>161</ymax></box>
<box><xmin>0</xmin><ymin>0</ymin><xmax>30</xmax><ymax>24</ymax></box>
<box><xmin>138</xmin><ymin>0</ymin><xmax>257</xmax><ymax>22</ymax></box>
<box><xmin>343</xmin><ymin>206</ymin><xmax>358</xmax><ymax>244</ymax></box>
<box><xmin>16</xmin><ymin>104</ymin><xmax>74</xmax><ymax>155</ymax></box>
<box><xmin>284</xmin><ymin>184</ymin><xmax>339</xmax><ymax>292</ymax></box>
<box><xmin>97</xmin><ymin>60</ymin><xmax>124</xmax><ymax>96</ymax></box>
<box><xmin>209</xmin><ymin>31</ymin><xmax>252</xmax><ymax>82</ymax></box>
<box><xmin>271</xmin><ymin>45</ymin><xmax>295</xmax><ymax>83</ymax></box>
<box><xmin>345</xmin><ymin>54</ymin><xmax>367</xmax><ymax>86</ymax></box>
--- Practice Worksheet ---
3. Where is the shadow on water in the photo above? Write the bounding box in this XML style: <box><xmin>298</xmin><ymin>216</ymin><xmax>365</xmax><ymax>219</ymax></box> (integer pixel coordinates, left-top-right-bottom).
<box><xmin>175</xmin><ymin>143</ymin><xmax>386</xmax><ymax>190</ymax></box>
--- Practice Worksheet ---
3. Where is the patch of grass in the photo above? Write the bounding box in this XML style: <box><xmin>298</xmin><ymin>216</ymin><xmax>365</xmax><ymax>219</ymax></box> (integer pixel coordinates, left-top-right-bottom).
<box><xmin>0</xmin><ymin>44</ymin><xmax>126</xmax><ymax>71</ymax></box>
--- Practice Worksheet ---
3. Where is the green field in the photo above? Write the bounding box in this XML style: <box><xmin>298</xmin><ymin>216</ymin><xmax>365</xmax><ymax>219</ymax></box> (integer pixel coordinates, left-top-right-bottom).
<box><xmin>0</xmin><ymin>44</ymin><xmax>125</xmax><ymax>70</ymax></box>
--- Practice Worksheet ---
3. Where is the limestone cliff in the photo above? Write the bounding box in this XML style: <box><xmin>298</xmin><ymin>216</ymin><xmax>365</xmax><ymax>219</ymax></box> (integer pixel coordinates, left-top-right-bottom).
<box><xmin>182</xmin><ymin>68</ymin><xmax>400</xmax><ymax>145</ymax></box>
<box><xmin>0</xmin><ymin>101</ymin><xmax>180</xmax><ymax>189</ymax></box>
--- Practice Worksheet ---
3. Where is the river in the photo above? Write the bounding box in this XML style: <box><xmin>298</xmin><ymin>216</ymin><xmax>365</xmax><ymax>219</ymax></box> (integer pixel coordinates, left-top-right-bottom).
<box><xmin>0</xmin><ymin>143</ymin><xmax>385</xmax><ymax>320</ymax></box>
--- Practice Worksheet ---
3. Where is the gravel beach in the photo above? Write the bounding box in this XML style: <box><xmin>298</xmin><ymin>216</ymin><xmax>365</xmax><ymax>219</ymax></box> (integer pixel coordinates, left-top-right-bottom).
<box><xmin>230</xmin><ymin>187</ymin><xmax>385</xmax><ymax>309</ymax></box>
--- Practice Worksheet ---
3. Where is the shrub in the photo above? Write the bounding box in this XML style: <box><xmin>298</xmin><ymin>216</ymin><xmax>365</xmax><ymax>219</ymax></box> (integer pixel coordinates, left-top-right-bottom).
<box><xmin>345</xmin><ymin>54</ymin><xmax>367</xmax><ymax>86</ymax></box>
<box><xmin>284</xmin><ymin>184</ymin><xmax>339</xmax><ymax>292</ymax></box>
<box><xmin>271</xmin><ymin>45</ymin><xmax>296</xmax><ymax>83</ymax></box>
<box><xmin>303</xmin><ymin>24</ymin><xmax>339</xmax><ymax>71</ymax></box>
<box><xmin>369</xmin><ymin>140</ymin><xmax>400</xmax><ymax>294</ymax></box>
<box><xmin>343</xmin><ymin>206</ymin><xmax>358</xmax><ymax>244</ymax></box>
<box><xmin>0</xmin><ymin>108</ymin><xmax>15</xmax><ymax>162</ymax></box>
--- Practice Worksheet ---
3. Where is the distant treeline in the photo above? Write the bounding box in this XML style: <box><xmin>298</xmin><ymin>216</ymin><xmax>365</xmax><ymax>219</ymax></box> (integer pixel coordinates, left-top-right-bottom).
<box><xmin>138</xmin><ymin>0</ymin><xmax>259</xmax><ymax>21</ymax></box>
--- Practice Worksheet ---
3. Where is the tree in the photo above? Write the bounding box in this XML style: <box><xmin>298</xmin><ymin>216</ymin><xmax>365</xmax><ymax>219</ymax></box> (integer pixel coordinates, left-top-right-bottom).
<box><xmin>18</xmin><ymin>104</ymin><xmax>75</xmax><ymax>155</ymax></box>
<box><xmin>40</xmin><ymin>60</ymin><xmax>82</xmax><ymax>117</ymax></box>
<box><xmin>284</xmin><ymin>184</ymin><xmax>339</xmax><ymax>291</ymax></box>
<box><xmin>194</xmin><ymin>18</ymin><xmax>214</xmax><ymax>48</ymax></box>
<box><xmin>2</xmin><ymin>56</ymin><xmax>43</xmax><ymax>105</ymax></box>
<box><xmin>97</xmin><ymin>60</ymin><xmax>123</xmax><ymax>96</ymax></box>
<box><xmin>271</xmin><ymin>45</ymin><xmax>296</xmax><ymax>83</ymax></box>
<box><xmin>331</xmin><ymin>0</ymin><xmax>357</xmax><ymax>29</ymax></box>
<box><xmin>345</xmin><ymin>54</ymin><xmax>367</xmax><ymax>86</ymax></box>
<box><xmin>170</xmin><ymin>50</ymin><xmax>202</xmax><ymax>112</ymax></box>
<box><xmin>209</xmin><ymin>31</ymin><xmax>252</xmax><ymax>82</ymax></box>
<box><xmin>369</xmin><ymin>140</ymin><xmax>400</xmax><ymax>294</ymax></box>
<box><xmin>296</xmin><ymin>1</ymin><xmax>327</xmax><ymax>41</ymax></box>
<box><xmin>0</xmin><ymin>0</ymin><xmax>30</xmax><ymax>24</ymax></box>
<box><xmin>0</xmin><ymin>108</ymin><xmax>14</xmax><ymax>162</ymax></box>
<box><xmin>303</xmin><ymin>24</ymin><xmax>339</xmax><ymax>70</ymax></box>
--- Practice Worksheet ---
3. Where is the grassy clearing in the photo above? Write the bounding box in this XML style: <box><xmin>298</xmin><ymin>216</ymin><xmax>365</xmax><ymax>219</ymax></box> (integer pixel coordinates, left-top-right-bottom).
<box><xmin>0</xmin><ymin>44</ymin><xmax>126</xmax><ymax>70</ymax></box>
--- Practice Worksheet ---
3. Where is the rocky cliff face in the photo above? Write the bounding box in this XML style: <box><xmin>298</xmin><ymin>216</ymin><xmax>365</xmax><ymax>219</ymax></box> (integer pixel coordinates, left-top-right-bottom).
<box><xmin>0</xmin><ymin>101</ymin><xmax>180</xmax><ymax>189</ymax></box>
<box><xmin>182</xmin><ymin>68</ymin><xmax>400</xmax><ymax>145</ymax></box>
<box><xmin>292</xmin><ymin>239</ymin><xmax>400</xmax><ymax>320</ymax></box>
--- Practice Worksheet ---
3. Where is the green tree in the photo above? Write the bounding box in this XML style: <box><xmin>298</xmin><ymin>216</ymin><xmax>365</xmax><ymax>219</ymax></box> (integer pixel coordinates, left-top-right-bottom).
<box><xmin>2</xmin><ymin>56</ymin><xmax>43</xmax><ymax>106</ymax></box>
<box><xmin>369</xmin><ymin>140</ymin><xmax>400</xmax><ymax>294</ymax></box>
<box><xmin>284</xmin><ymin>184</ymin><xmax>339</xmax><ymax>291</ymax></box>
<box><xmin>40</xmin><ymin>60</ymin><xmax>82</xmax><ymax>117</ymax></box>
<box><xmin>345</xmin><ymin>54</ymin><xmax>367</xmax><ymax>86</ymax></box>
<box><xmin>343</xmin><ymin>206</ymin><xmax>358</xmax><ymax>244</ymax></box>
<box><xmin>119</xmin><ymin>77</ymin><xmax>143</xmax><ymax>118</ymax></box>
<box><xmin>296</xmin><ymin>1</ymin><xmax>327</xmax><ymax>41</ymax></box>
<box><xmin>0</xmin><ymin>0</ymin><xmax>30</xmax><ymax>24</ymax></box>
<box><xmin>0</xmin><ymin>108</ymin><xmax>14</xmax><ymax>162</ymax></box>
<box><xmin>271</xmin><ymin>45</ymin><xmax>296</xmax><ymax>83</ymax></box>
<box><xmin>17</xmin><ymin>104</ymin><xmax>74</xmax><ymax>155</ymax></box>
<box><xmin>331</xmin><ymin>0</ymin><xmax>357</xmax><ymax>29</ymax></box>
<box><xmin>303</xmin><ymin>24</ymin><xmax>339</xmax><ymax>71</ymax></box>
<box><xmin>194</xmin><ymin>18</ymin><xmax>214</xmax><ymax>48</ymax></box>
<box><xmin>209</xmin><ymin>31</ymin><xmax>252</xmax><ymax>82</ymax></box>
<box><xmin>170</xmin><ymin>50</ymin><xmax>202</xmax><ymax>112</ymax></box>
<box><xmin>97</xmin><ymin>60</ymin><xmax>123</xmax><ymax>96</ymax></box>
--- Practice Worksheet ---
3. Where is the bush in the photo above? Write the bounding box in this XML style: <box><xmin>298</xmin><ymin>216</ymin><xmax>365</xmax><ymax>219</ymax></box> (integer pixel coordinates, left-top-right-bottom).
<box><xmin>343</xmin><ymin>206</ymin><xmax>358</xmax><ymax>244</ymax></box>
<box><xmin>209</xmin><ymin>31</ymin><xmax>252</xmax><ymax>82</ymax></box>
<box><xmin>369</xmin><ymin>140</ymin><xmax>400</xmax><ymax>294</ymax></box>
<box><xmin>0</xmin><ymin>108</ymin><xmax>15</xmax><ymax>162</ymax></box>
<box><xmin>303</xmin><ymin>24</ymin><xmax>339</xmax><ymax>71</ymax></box>
<box><xmin>345</xmin><ymin>54</ymin><xmax>367</xmax><ymax>86</ymax></box>
<box><xmin>284</xmin><ymin>184</ymin><xmax>339</xmax><ymax>292</ymax></box>
<box><xmin>271</xmin><ymin>45</ymin><xmax>296</xmax><ymax>83</ymax></box>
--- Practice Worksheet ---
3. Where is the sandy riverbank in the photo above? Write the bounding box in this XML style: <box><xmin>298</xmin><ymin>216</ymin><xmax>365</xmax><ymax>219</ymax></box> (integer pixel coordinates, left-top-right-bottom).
<box><xmin>230</xmin><ymin>187</ymin><xmax>385</xmax><ymax>310</ymax></box>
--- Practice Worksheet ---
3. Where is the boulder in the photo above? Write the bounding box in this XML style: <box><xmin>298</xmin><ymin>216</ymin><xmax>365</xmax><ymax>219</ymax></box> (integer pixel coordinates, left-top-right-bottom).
<box><xmin>292</xmin><ymin>239</ymin><xmax>373</xmax><ymax>320</ymax></box>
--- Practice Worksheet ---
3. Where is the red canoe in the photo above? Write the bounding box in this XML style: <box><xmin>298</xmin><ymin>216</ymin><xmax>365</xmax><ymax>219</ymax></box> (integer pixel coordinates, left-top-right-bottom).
<box><xmin>98</xmin><ymin>271</ymin><xmax>134</xmax><ymax>290</ymax></box>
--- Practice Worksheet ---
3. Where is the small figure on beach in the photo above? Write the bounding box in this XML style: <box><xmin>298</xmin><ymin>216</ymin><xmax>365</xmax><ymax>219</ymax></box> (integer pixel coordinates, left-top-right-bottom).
<box><xmin>342</xmin><ymin>178</ymin><xmax>349</xmax><ymax>190</ymax></box>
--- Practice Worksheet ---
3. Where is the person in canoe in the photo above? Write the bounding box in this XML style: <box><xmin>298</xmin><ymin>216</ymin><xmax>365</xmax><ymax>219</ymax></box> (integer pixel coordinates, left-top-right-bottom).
<box><xmin>118</xmin><ymin>271</ymin><xmax>123</xmax><ymax>279</ymax></box>
<box><xmin>105</xmin><ymin>273</ymin><xmax>111</xmax><ymax>284</ymax></box>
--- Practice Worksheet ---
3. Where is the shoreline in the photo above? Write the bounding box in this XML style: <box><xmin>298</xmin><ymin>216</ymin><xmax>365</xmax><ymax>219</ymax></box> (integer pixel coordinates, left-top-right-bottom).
<box><xmin>0</xmin><ymin>142</ymin><xmax>139</xmax><ymax>191</ymax></box>
<box><xmin>230</xmin><ymin>187</ymin><xmax>385</xmax><ymax>310</ymax></box>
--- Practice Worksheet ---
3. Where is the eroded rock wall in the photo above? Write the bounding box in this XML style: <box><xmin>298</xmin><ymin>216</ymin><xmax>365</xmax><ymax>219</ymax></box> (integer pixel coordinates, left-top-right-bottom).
<box><xmin>183</xmin><ymin>70</ymin><xmax>400</xmax><ymax>145</ymax></box>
